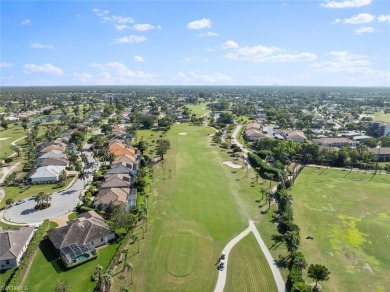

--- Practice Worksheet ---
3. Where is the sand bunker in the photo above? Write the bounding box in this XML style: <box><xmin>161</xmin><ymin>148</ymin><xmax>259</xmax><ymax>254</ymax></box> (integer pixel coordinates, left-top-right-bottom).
<box><xmin>178</xmin><ymin>132</ymin><xmax>188</xmax><ymax>136</ymax></box>
<box><xmin>0</xmin><ymin>137</ymin><xmax>10</xmax><ymax>141</ymax></box>
<box><xmin>223</xmin><ymin>161</ymin><xmax>242</xmax><ymax>169</ymax></box>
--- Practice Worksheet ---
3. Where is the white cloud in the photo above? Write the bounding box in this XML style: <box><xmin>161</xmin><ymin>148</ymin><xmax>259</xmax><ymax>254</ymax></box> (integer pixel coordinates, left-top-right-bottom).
<box><xmin>321</xmin><ymin>0</ymin><xmax>372</xmax><ymax>8</ymax></box>
<box><xmin>378</xmin><ymin>14</ymin><xmax>390</xmax><ymax>23</ymax></box>
<box><xmin>113</xmin><ymin>35</ymin><xmax>147</xmax><ymax>44</ymax></box>
<box><xmin>355</xmin><ymin>26</ymin><xmax>375</xmax><ymax>34</ymax></box>
<box><xmin>134</xmin><ymin>55</ymin><xmax>144</xmax><ymax>62</ymax></box>
<box><xmin>21</xmin><ymin>19</ymin><xmax>32</xmax><ymax>26</ymax></box>
<box><xmin>176</xmin><ymin>71</ymin><xmax>232</xmax><ymax>84</ymax></box>
<box><xmin>312</xmin><ymin>51</ymin><xmax>390</xmax><ymax>86</ymax></box>
<box><xmin>222</xmin><ymin>40</ymin><xmax>239</xmax><ymax>49</ymax></box>
<box><xmin>73</xmin><ymin>61</ymin><xmax>154</xmax><ymax>85</ymax></box>
<box><xmin>187</xmin><ymin>18</ymin><xmax>211</xmax><ymax>30</ymax></box>
<box><xmin>312</xmin><ymin>51</ymin><xmax>371</xmax><ymax>73</ymax></box>
<box><xmin>198</xmin><ymin>32</ymin><xmax>218</xmax><ymax>37</ymax></box>
<box><xmin>30</xmin><ymin>43</ymin><xmax>54</xmax><ymax>49</ymax></box>
<box><xmin>92</xmin><ymin>8</ymin><xmax>134</xmax><ymax>30</ymax></box>
<box><xmin>23</xmin><ymin>64</ymin><xmax>63</xmax><ymax>75</ymax></box>
<box><xmin>0</xmin><ymin>62</ymin><xmax>13</xmax><ymax>68</ymax></box>
<box><xmin>115</xmin><ymin>24</ymin><xmax>131</xmax><ymax>31</ymax></box>
<box><xmin>133</xmin><ymin>23</ymin><xmax>161</xmax><ymax>31</ymax></box>
<box><xmin>334</xmin><ymin>13</ymin><xmax>375</xmax><ymax>24</ymax></box>
<box><xmin>222</xmin><ymin>40</ymin><xmax>316</xmax><ymax>63</ymax></box>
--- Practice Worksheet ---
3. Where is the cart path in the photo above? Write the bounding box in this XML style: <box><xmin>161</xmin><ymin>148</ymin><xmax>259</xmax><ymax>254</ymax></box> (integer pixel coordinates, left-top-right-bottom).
<box><xmin>0</xmin><ymin>162</ymin><xmax>21</xmax><ymax>202</ymax></box>
<box><xmin>214</xmin><ymin>220</ymin><xmax>286</xmax><ymax>292</ymax></box>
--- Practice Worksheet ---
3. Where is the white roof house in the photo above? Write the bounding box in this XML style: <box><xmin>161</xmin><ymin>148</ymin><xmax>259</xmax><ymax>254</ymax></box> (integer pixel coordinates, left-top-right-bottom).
<box><xmin>29</xmin><ymin>165</ymin><xmax>66</xmax><ymax>183</ymax></box>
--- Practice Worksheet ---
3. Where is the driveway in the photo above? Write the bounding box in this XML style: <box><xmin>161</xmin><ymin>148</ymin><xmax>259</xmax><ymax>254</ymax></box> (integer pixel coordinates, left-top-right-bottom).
<box><xmin>3</xmin><ymin>150</ymin><xmax>95</xmax><ymax>225</ymax></box>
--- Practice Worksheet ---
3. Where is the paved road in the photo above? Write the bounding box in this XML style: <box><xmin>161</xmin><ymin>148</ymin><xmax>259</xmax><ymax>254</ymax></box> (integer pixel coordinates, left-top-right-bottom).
<box><xmin>231</xmin><ymin>125</ymin><xmax>252</xmax><ymax>169</ymax></box>
<box><xmin>3</xmin><ymin>150</ymin><xmax>95</xmax><ymax>225</ymax></box>
<box><xmin>214</xmin><ymin>220</ymin><xmax>286</xmax><ymax>292</ymax></box>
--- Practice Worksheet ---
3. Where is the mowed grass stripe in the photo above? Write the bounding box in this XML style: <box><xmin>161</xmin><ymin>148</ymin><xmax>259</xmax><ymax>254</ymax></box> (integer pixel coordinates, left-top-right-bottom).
<box><xmin>291</xmin><ymin>167</ymin><xmax>390</xmax><ymax>292</ymax></box>
<box><xmin>225</xmin><ymin>233</ymin><xmax>278</xmax><ymax>292</ymax></box>
<box><xmin>131</xmin><ymin>125</ymin><xmax>247</xmax><ymax>292</ymax></box>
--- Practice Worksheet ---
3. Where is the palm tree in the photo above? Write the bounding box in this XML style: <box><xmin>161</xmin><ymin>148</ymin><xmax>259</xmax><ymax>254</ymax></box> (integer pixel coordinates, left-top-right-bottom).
<box><xmin>78</xmin><ymin>169</ymin><xmax>86</xmax><ymax>188</ymax></box>
<box><xmin>93</xmin><ymin>265</ymin><xmax>103</xmax><ymax>292</ymax></box>
<box><xmin>108</xmin><ymin>152</ymin><xmax>116</xmax><ymax>166</ymax></box>
<box><xmin>140</xmin><ymin>213</ymin><xmax>148</xmax><ymax>232</ymax></box>
<box><xmin>42</xmin><ymin>193</ymin><xmax>52</xmax><ymax>207</ymax></box>
<box><xmin>124</xmin><ymin>260</ymin><xmax>133</xmax><ymax>285</ymax></box>
<box><xmin>122</xmin><ymin>249</ymin><xmax>129</xmax><ymax>271</ymax></box>
<box><xmin>267</xmin><ymin>192</ymin><xmax>273</xmax><ymax>210</ymax></box>
<box><xmin>132</xmin><ymin>235</ymin><xmax>140</xmax><ymax>254</ymax></box>
<box><xmin>35</xmin><ymin>192</ymin><xmax>45</xmax><ymax>208</ymax></box>
<box><xmin>102</xmin><ymin>272</ymin><xmax>113</xmax><ymax>292</ymax></box>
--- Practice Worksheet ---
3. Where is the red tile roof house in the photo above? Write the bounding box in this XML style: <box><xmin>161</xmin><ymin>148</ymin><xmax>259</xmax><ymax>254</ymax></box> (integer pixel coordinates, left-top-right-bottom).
<box><xmin>0</xmin><ymin>227</ymin><xmax>35</xmax><ymax>270</ymax></box>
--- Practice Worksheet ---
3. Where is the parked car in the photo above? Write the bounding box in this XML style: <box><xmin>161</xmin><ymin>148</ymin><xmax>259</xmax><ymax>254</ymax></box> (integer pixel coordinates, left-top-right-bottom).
<box><xmin>29</xmin><ymin>195</ymin><xmax>37</xmax><ymax>201</ymax></box>
<box><xmin>15</xmin><ymin>199</ymin><xmax>27</xmax><ymax>205</ymax></box>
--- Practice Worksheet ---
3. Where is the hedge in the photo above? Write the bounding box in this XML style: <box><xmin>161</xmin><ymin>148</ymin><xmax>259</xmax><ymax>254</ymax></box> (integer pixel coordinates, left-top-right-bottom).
<box><xmin>248</xmin><ymin>152</ymin><xmax>280</xmax><ymax>176</ymax></box>
<box><xmin>6</xmin><ymin>220</ymin><xmax>50</xmax><ymax>290</ymax></box>
<box><xmin>287</xmin><ymin>252</ymin><xmax>307</xmax><ymax>290</ymax></box>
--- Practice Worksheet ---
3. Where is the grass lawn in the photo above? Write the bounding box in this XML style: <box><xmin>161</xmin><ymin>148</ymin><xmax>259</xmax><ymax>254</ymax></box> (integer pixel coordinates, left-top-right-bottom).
<box><xmin>0</xmin><ymin>267</ymin><xmax>16</xmax><ymax>289</ymax></box>
<box><xmin>373</xmin><ymin>110</ymin><xmax>390</xmax><ymax>123</ymax></box>
<box><xmin>0</xmin><ymin>221</ymin><xmax>23</xmax><ymax>230</ymax></box>
<box><xmin>1</xmin><ymin>177</ymin><xmax>75</xmax><ymax>208</ymax></box>
<box><xmin>114</xmin><ymin>124</ymin><xmax>282</xmax><ymax>291</ymax></box>
<box><xmin>68</xmin><ymin>212</ymin><xmax>78</xmax><ymax>221</ymax></box>
<box><xmin>188</xmin><ymin>102</ymin><xmax>209</xmax><ymax>117</ymax></box>
<box><xmin>290</xmin><ymin>167</ymin><xmax>390</xmax><ymax>292</ymax></box>
<box><xmin>0</xmin><ymin>125</ymin><xmax>26</xmax><ymax>159</ymax></box>
<box><xmin>24</xmin><ymin>239</ymin><xmax>119</xmax><ymax>292</ymax></box>
<box><xmin>225</xmin><ymin>233</ymin><xmax>277</xmax><ymax>292</ymax></box>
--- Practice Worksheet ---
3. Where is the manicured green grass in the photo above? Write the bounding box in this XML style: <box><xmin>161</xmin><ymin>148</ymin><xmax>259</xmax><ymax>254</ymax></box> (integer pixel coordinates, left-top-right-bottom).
<box><xmin>188</xmin><ymin>102</ymin><xmax>209</xmax><ymax>117</ymax></box>
<box><xmin>0</xmin><ymin>125</ymin><xmax>26</xmax><ymax>159</ymax></box>
<box><xmin>1</xmin><ymin>177</ymin><xmax>75</xmax><ymax>208</ymax></box>
<box><xmin>49</xmin><ymin>221</ymin><xmax>59</xmax><ymax>230</ymax></box>
<box><xmin>290</xmin><ymin>167</ymin><xmax>390</xmax><ymax>292</ymax></box>
<box><xmin>0</xmin><ymin>221</ymin><xmax>22</xmax><ymax>230</ymax></box>
<box><xmin>24</xmin><ymin>239</ymin><xmax>119</xmax><ymax>292</ymax></box>
<box><xmin>225</xmin><ymin>233</ymin><xmax>278</xmax><ymax>292</ymax></box>
<box><xmin>68</xmin><ymin>212</ymin><xmax>78</xmax><ymax>221</ymax></box>
<box><xmin>373</xmin><ymin>110</ymin><xmax>390</xmax><ymax>123</ymax></box>
<box><xmin>116</xmin><ymin>124</ymin><xmax>282</xmax><ymax>291</ymax></box>
<box><xmin>0</xmin><ymin>267</ymin><xmax>16</xmax><ymax>289</ymax></box>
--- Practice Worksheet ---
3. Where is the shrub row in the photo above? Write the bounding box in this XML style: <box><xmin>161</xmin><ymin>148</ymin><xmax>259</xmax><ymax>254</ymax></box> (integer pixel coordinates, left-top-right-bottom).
<box><xmin>6</xmin><ymin>220</ymin><xmax>50</xmax><ymax>290</ymax></box>
<box><xmin>248</xmin><ymin>152</ymin><xmax>280</xmax><ymax>176</ymax></box>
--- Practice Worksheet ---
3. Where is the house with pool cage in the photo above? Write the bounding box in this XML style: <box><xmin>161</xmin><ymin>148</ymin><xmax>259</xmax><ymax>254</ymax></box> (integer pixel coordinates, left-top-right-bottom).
<box><xmin>47</xmin><ymin>211</ymin><xmax>115</xmax><ymax>267</ymax></box>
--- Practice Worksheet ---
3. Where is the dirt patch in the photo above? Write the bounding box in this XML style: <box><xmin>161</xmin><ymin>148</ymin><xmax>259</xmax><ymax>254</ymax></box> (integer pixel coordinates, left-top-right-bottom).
<box><xmin>222</xmin><ymin>161</ymin><xmax>242</xmax><ymax>169</ymax></box>
<box><xmin>178</xmin><ymin>132</ymin><xmax>188</xmax><ymax>136</ymax></box>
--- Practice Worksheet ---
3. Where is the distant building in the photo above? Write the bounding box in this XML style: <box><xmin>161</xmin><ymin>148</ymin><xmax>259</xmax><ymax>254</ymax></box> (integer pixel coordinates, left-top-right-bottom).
<box><xmin>313</xmin><ymin>138</ymin><xmax>356</xmax><ymax>148</ymax></box>
<box><xmin>368</xmin><ymin>147</ymin><xmax>390</xmax><ymax>161</ymax></box>
<box><xmin>369</xmin><ymin>122</ymin><xmax>390</xmax><ymax>137</ymax></box>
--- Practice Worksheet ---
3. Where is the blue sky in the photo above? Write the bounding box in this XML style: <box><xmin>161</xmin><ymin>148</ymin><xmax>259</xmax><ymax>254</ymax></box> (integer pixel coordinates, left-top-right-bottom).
<box><xmin>1</xmin><ymin>0</ymin><xmax>389</xmax><ymax>86</ymax></box>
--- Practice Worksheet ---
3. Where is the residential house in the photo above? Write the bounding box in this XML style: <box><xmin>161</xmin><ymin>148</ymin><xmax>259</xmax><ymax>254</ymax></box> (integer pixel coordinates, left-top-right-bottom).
<box><xmin>285</xmin><ymin>130</ymin><xmax>307</xmax><ymax>143</ymax></box>
<box><xmin>107</xmin><ymin>163</ymin><xmax>133</xmax><ymax>175</ymax></box>
<box><xmin>38</xmin><ymin>150</ymin><xmax>67</xmax><ymax>159</ymax></box>
<box><xmin>244</xmin><ymin>128</ymin><xmax>268</xmax><ymax>141</ymax></box>
<box><xmin>0</xmin><ymin>227</ymin><xmax>35</xmax><ymax>270</ymax></box>
<box><xmin>109</xmin><ymin>142</ymin><xmax>126</xmax><ymax>153</ymax></box>
<box><xmin>40</xmin><ymin>144</ymin><xmax>66</xmax><ymax>153</ymax></box>
<box><xmin>48</xmin><ymin>211</ymin><xmax>115</xmax><ymax>250</ymax></box>
<box><xmin>100</xmin><ymin>174</ymin><xmax>132</xmax><ymax>189</ymax></box>
<box><xmin>112</xmin><ymin>148</ymin><xmax>136</xmax><ymax>157</ymax></box>
<box><xmin>93</xmin><ymin>187</ymin><xmax>137</xmax><ymax>211</ymax></box>
<box><xmin>29</xmin><ymin>165</ymin><xmax>66</xmax><ymax>183</ymax></box>
<box><xmin>36</xmin><ymin>157</ymin><xmax>69</xmax><ymax>167</ymax></box>
<box><xmin>313</xmin><ymin>138</ymin><xmax>357</xmax><ymax>148</ymax></box>
<box><xmin>368</xmin><ymin>147</ymin><xmax>390</xmax><ymax>161</ymax></box>
<box><xmin>246</xmin><ymin>122</ymin><xmax>262</xmax><ymax>130</ymax></box>
<box><xmin>113</xmin><ymin>155</ymin><xmax>139</xmax><ymax>171</ymax></box>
